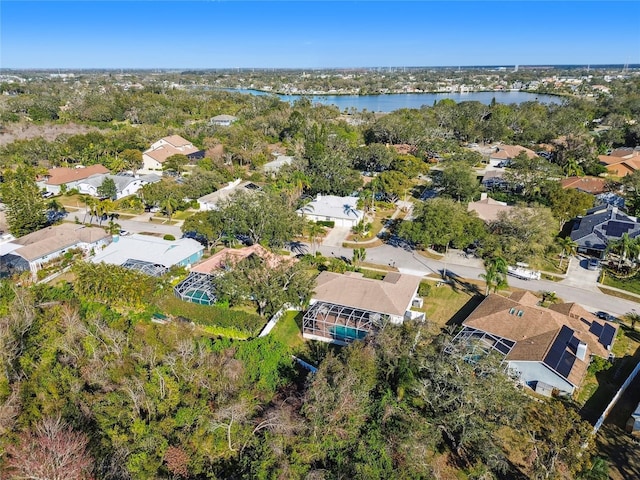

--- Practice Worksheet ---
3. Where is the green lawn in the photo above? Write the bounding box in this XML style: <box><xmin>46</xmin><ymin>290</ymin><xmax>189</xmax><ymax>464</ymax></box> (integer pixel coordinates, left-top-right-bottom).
<box><xmin>601</xmin><ymin>272</ymin><xmax>640</xmax><ymax>296</ymax></box>
<box><xmin>415</xmin><ymin>282</ymin><xmax>484</xmax><ymax>335</ymax></box>
<box><xmin>270</xmin><ymin>310</ymin><xmax>305</xmax><ymax>350</ymax></box>
<box><xmin>172</xmin><ymin>210</ymin><xmax>196</xmax><ymax>221</ymax></box>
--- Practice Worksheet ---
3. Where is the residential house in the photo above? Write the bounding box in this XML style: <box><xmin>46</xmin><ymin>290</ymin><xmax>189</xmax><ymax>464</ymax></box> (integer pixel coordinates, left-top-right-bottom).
<box><xmin>298</xmin><ymin>194</ymin><xmax>364</xmax><ymax>228</ymax></box>
<box><xmin>209</xmin><ymin>114</ymin><xmax>238</xmax><ymax>126</ymax></box>
<box><xmin>467</xmin><ymin>193</ymin><xmax>515</xmax><ymax>222</ymax></box>
<box><xmin>570</xmin><ymin>204</ymin><xmax>640</xmax><ymax>258</ymax></box>
<box><xmin>174</xmin><ymin>244</ymin><xmax>287</xmax><ymax>305</ymax></box>
<box><xmin>0</xmin><ymin>223</ymin><xmax>111</xmax><ymax>278</ymax></box>
<box><xmin>92</xmin><ymin>234</ymin><xmax>204</xmax><ymax>276</ymax></box>
<box><xmin>38</xmin><ymin>165</ymin><xmax>110</xmax><ymax>194</ymax></box>
<box><xmin>75</xmin><ymin>173</ymin><xmax>161</xmax><ymax>199</ymax></box>
<box><xmin>141</xmin><ymin>135</ymin><xmax>204</xmax><ymax>174</ymax></box>
<box><xmin>560</xmin><ymin>176</ymin><xmax>608</xmax><ymax>195</ymax></box>
<box><xmin>302</xmin><ymin>271</ymin><xmax>423</xmax><ymax>345</ymax></box>
<box><xmin>488</xmin><ymin>144</ymin><xmax>538</xmax><ymax>167</ymax></box>
<box><xmin>481</xmin><ymin>169</ymin><xmax>508</xmax><ymax>190</ymax></box>
<box><xmin>598</xmin><ymin>148</ymin><xmax>640</xmax><ymax>177</ymax></box>
<box><xmin>263</xmin><ymin>154</ymin><xmax>294</xmax><ymax>174</ymax></box>
<box><xmin>449</xmin><ymin>291</ymin><xmax>617</xmax><ymax>396</ymax></box>
<box><xmin>197</xmin><ymin>179</ymin><xmax>262</xmax><ymax>211</ymax></box>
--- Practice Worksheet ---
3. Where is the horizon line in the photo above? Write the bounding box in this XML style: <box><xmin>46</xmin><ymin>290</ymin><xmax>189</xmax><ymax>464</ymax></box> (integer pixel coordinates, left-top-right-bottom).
<box><xmin>2</xmin><ymin>63</ymin><xmax>639</xmax><ymax>72</ymax></box>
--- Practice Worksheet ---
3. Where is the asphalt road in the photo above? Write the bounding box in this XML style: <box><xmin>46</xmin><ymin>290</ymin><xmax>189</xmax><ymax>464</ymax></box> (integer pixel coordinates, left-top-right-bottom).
<box><xmin>317</xmin><ymin>243</ymin><xmax>639</xmax><ymax>319</ymax></box>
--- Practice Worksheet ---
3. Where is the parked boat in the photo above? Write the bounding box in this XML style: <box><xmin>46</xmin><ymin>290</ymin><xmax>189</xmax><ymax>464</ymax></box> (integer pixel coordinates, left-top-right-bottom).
<box><xmin>507</xmin><ymin>263</ymin><xmax>541</xmax><ymax>281</ymax></box>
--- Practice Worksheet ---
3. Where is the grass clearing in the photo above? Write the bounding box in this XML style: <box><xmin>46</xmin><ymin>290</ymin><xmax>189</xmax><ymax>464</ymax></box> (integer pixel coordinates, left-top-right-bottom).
<box><xmin>416</xmin><ymin>284</ymin><xmax>483</xmax><ymax>334</ymax></box>
<box><xmin>601</xmin><ymin>272</ymin><xmax>640</xmax><ymax>297</ymax></box>
<box><xmin>271</xmin><ymin>310</ymin><xmax>305</xmax><ymax>350</ymax></box>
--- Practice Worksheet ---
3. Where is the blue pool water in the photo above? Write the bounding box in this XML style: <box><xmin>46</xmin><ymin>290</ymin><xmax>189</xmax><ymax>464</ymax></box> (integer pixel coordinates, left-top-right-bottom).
<box><xmin>331</xmin><ymin>325</ymin><xmax>368</xmax><ymax>342</ymax></box>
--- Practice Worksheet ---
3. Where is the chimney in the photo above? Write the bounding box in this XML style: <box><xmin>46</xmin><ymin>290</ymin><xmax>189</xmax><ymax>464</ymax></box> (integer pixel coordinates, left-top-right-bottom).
<box><xmin>576</xmin><ymin>342</ymin><xmax>587</xmax><ymax>361</ymax></box>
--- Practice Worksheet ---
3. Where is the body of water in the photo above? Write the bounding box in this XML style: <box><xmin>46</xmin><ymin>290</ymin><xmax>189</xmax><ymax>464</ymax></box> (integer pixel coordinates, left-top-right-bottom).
<box><xmin>225</xmin><ymin>88</ymin><xmax>562</xmax><ymax>112</ymax></box>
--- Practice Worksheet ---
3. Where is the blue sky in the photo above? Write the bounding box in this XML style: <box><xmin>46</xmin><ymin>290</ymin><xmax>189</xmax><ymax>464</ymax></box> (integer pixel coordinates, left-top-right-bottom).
<box><xmin>1</xmin><ymin>1</ymin><xmax>639</xmax><ymax>68</ymax></box>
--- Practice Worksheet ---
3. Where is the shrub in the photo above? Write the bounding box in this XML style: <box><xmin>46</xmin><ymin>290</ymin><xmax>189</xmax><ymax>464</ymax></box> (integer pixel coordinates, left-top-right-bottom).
<box><xmin>316</xmin><ymin>220</ymin><xmax>335</xmax><ymax>228</ymax></box>
<box><xmin>163</xmin><ymin>234</ymin><xmax>176</xmax><ymax>241</ymax></box>
<box><xmin>159</xmin><ymin>295</ymin><xmax>264</xmax><ymax>336</ymax></box>
<box><xmin>588</xmin><ymin>356</ymin><xmax>612</xmax><ymax>375</ymax></box>
<box><xmin>418</xmin><ymin>282</ymin><xmax>432</xmax><ymax>297</ymax></box>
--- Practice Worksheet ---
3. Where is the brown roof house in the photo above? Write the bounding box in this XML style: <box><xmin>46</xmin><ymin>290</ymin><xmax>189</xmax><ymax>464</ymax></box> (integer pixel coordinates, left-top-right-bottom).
<box><xmin>38</xmin><ymin>165</ymin><xmax>110</xmax><ymax>194</ymax></box>
<box><xmin>448</xmin><ymin>291</ymin><xmax>617</xmax><ymax>396</ymax></box>
<box><xmin>489</xmin><ymin>144</ymin><xmax>538</xmax><ymax>167</ymax></box>
<box><xmin>598</xmin><ymin>148</ymin><xmax>640</xmax><ymax>177</ymax></box>
<box><xmin>302</xmin><ymin>271</ymin><xmax>423</xmax><ymax>345</ymax></box>
<box><xmin>141</xmin><ymin>135</ymin><xmax>204</xmax><ymax>174</ymax></box>
<box><xmin>560</xmin><ymin>176</ymin><xmax>608</xmax><ymax>195</ymax></box>
<box><xmin>0</xmin><ymin>223</ymin><xmax>111</xmax><ymax>278</ymax></box>
<box><xmin>467</xmin><ymin>193</ymin><xmax>515</xmax><ymax>222</ymax></box>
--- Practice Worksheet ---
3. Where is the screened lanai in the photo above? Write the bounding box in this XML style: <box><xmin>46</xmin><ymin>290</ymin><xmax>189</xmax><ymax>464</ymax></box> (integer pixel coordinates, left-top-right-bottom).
<box><xmin>174</xmin><ymin>272</ymin><xmax>216</xmax><ymax>306</ymax></box>
<box><xmin>121</xmin><ymin>258</ymin><xmax>168</xmax><ymax>277</ymax></box>
<box><xmin>445</xmin><ymin>325</ymin><xmax>516</xmax><ymax>359</ymax></box>
<box><xmin>302</xmin><ymin>301</ymin><xmax>390</xmax><ymax>345</ymax></box>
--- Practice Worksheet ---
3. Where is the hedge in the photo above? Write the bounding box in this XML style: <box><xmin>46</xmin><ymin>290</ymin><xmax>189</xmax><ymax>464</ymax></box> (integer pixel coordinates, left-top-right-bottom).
<box><xmin>159</xmin><ymin>295</ymin><xmax>265</xmax><ymax>337</ymax></box>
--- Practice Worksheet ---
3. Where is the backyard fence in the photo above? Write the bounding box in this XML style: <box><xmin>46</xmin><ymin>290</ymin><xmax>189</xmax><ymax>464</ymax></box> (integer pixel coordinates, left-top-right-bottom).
<box><xmin>593</xmin><ymin>359</ymin><xmax>640</xmax><ymax>434</ymax></box>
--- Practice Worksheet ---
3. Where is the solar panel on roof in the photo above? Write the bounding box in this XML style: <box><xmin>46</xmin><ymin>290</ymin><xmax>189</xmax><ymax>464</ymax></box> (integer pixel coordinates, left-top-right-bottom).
<box><xmin>544</xmin><ymin>326</ymin><xmax>574</xmax><ymax>369</ymax></box>
<box><xmin>604</xmin><ymin>221</ymin><xmax>633</xmax><ymax>237</ymax></box>
<box><xmin>589</xmin><ymin>321</ymin><xmax>604</xmax><ymax>337</ymax></box>
<box><xmin>599</xmin><ymin>324</ymin><xmax>616</xmax><ymax>348</ymax></box>
<box><xmin>568</xmin><ymin>335</ymin><xmax>580</xmax><ymax>353</ymax></box>
<box><xmin>556</xmin><ymin>352</ymin><xmax>577</xmax><ymax>379</ymax></box>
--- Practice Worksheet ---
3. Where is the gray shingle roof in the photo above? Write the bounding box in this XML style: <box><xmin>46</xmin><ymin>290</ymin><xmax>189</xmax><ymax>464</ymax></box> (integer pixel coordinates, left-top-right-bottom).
<box><xmin>570</xmin><ymin>205</ymin><xmax>640</xmax><ymax>251</ymax></box>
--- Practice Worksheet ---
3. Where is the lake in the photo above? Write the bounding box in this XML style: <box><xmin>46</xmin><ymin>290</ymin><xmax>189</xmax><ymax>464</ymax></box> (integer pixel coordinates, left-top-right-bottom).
<box><xmin>225</xmin><ymin>88</ymin><xmax>562</xmax><ymax>112</ymax></box>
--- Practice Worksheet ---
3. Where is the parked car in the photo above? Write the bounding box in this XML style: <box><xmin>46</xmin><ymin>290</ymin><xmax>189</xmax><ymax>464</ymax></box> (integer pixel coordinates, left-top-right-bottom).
<box><xmin>595</xmin><ymin>311</ymin><xmax>617</xmax><ymax>322</ymax></box>
<box><xmin>588</xmin><ymin>258</ymin><xmax>600</xmax><ymax>270</ymax></box>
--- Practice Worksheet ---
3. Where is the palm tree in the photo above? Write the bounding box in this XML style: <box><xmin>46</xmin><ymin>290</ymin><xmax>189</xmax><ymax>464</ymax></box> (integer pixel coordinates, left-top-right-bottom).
<box><xmin>556</xmin><ymin>236</ymin><xmax>578</xmax><ymax>269</ymax></box>
<box><xmin>161</xmin><ymin>197</ymin><xmax>179</xmax><ymax>222</ymax></box>
<box><xmin>352</xmin><ymin>247</ymin><xmax>366</xmax><ymax>269</ymax></box>
<box><xmin>609</xmin><ymin>233</ymin><xmax>637</xmax><ymax>270</ymax></box>
<box><xmin>46</xmin><ymin>198</ymin><xmax>65</xmax><ymax>213</ymax></box>
<box><xmin>623</xmin><ymin>311</ymin><xmax>640</xmax><ymax>331</ymax></box>
<box><xmin>83</xmin><ymin>196</ymin><xmax>98</xmax><ymax>223</ymax></box>
<box><xmin>563</xmin><ymin>157</ymin><xmax>583</xmax><ymax>177</ymax></box>
<box><xmin>479</xmin><ymin>256</ymin><xmax>508</xmax><ymax>296</ymax></box>
<box><xmin>106</xmin><ymin>220</ymin><xmax>121</xmax><ymax>236</ymax></box>
<box><xmin>307</xmin><ymin>222</ymin><xmax>326</xmax><ymax>254</ymax></box>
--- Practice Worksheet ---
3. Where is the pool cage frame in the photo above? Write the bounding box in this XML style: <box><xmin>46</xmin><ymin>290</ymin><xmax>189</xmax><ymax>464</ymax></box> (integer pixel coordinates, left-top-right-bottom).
<box><xmin>302</xmin><ymin>301</ymin><xmax>390</xmax><ymax>345</ymax></box>
<box><xmin>174</xmin><ymin>271</ymin><xmax>217</xmax><ymax>305</ymax></box>
<box><xmin>445</xmin><ymin>326</ymin><xmax>515</xmax><ymax>363</ymax></box>
<box><xmin>121</xmin><ymin>258</ymin><xmax>168</xmax><ymax>277</ymax></box>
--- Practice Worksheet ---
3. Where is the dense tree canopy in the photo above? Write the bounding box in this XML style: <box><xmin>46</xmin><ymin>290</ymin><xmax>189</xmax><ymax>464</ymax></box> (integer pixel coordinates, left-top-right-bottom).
<box><xmin>1</xmin><ymin>165</ymin><xmax>47</xmax><ymax>236</ymax></box>
<box><xmin>399</xmin><ymin>197</ymin><xmax>485</xmax><ymax>250</ymax></box>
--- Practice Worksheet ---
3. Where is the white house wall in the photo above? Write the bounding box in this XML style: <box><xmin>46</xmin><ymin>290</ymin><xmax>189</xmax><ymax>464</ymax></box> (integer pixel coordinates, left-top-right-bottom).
<box><xmin>507</xmin><ymin>360</ymin><xmax>575</xmax><ymax>395</ymax></box>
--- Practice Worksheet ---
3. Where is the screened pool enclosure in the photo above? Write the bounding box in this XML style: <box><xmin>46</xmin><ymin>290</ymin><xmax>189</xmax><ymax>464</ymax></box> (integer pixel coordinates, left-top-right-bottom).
<box><xmin>173</xmin><ymin>272</ymin><xmax>217</xmax><ymax>306</ymax></box>
<box><xmin>302</xmin><ymin>301</ymin><xmax>390</xmax><ymax>345</ymax></box>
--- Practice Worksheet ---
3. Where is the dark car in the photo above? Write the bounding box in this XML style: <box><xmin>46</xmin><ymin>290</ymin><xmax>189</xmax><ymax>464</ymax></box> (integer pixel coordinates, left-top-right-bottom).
<box><xmin>595</xmin><ymin>311</ymin><xmax>617</xmax><ymax>322</ymax></box>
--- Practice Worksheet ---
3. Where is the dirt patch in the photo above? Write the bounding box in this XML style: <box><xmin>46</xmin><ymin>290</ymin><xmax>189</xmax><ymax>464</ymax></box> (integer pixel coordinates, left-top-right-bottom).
<box><xmin>0</xmin><ymin>122</ymin><xmax>106</xmax><ymax>146</ymax></box>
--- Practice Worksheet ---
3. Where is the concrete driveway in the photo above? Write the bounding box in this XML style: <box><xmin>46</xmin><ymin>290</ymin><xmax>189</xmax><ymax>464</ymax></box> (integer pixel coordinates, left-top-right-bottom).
<box><xmin>321</xmin><ymin>227</ymin><xmax>351</xmax><ymax>248</ymax></box>
<box><xmin>559</xmin><ymin>255</ymin><xmax>601</xmax><ymax>292</ymax></box>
